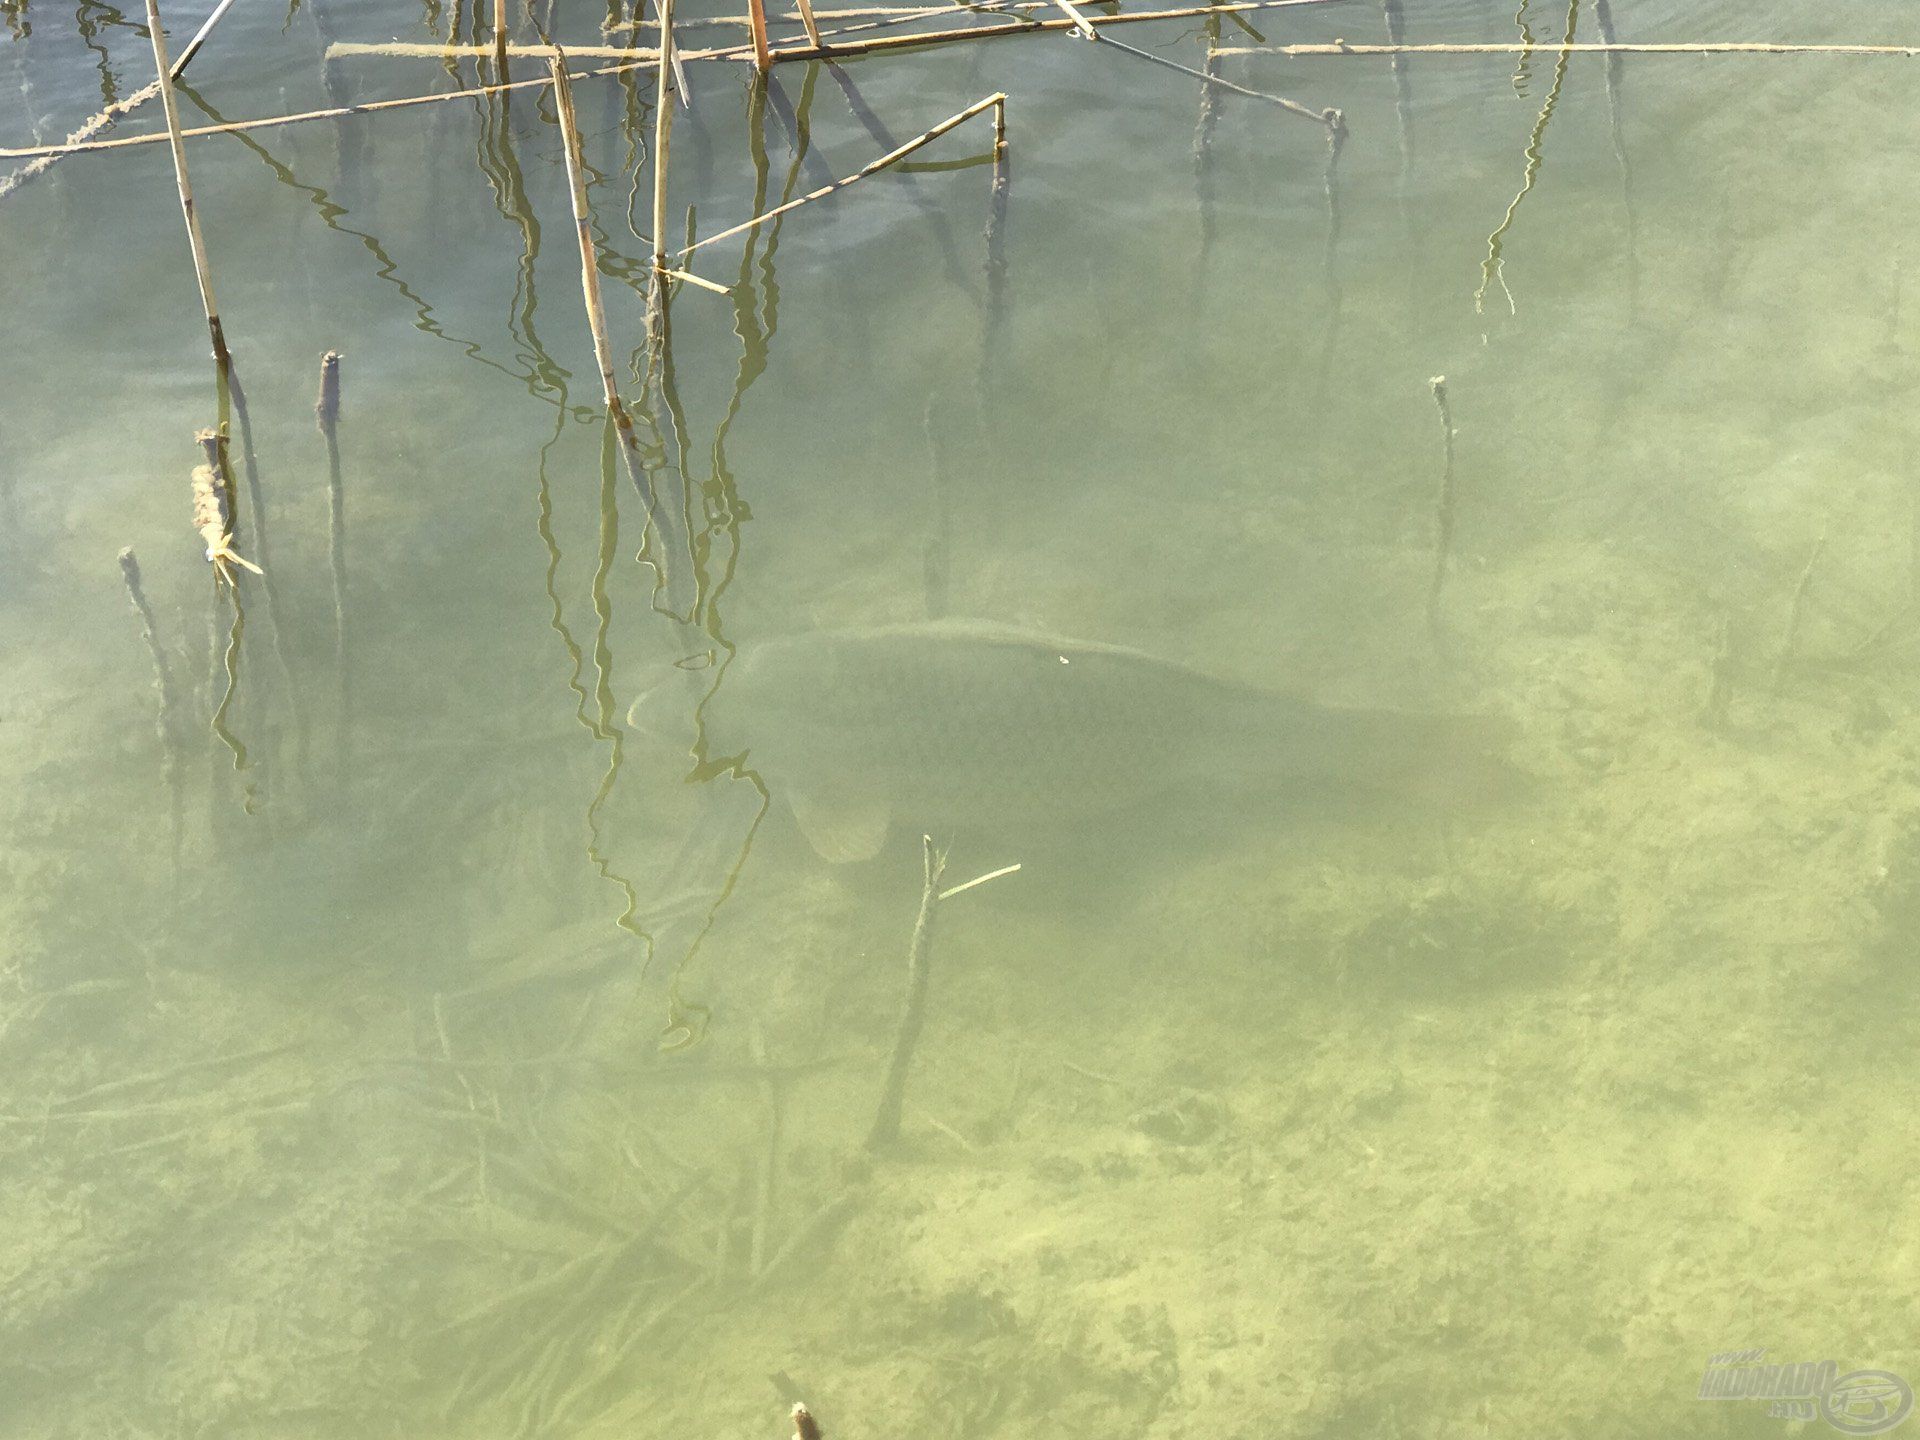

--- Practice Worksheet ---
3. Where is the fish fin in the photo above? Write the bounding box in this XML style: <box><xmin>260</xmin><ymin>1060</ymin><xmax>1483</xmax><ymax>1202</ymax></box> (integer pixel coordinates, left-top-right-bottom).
<box><xmin>787</xmin><ymin>788</ymin><xmax>891</xmax><ymax>864</ymax></box>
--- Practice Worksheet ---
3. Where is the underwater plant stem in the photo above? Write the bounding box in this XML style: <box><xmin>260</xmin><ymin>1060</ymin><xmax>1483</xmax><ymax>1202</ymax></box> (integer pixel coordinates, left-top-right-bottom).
<box><xmin>317</xmin><ymin>351</ymin><xmax>351</xmax><ymax>788</ymax></box>
<box><xmin>868</xmin><ymin>836</ymin><xmax>947</xmax><ymax>1151</ymax></box>
<box><xmin>145</xmin><ymin>0</ymin><xmax>228</xmax><ymax>366</ymax></box>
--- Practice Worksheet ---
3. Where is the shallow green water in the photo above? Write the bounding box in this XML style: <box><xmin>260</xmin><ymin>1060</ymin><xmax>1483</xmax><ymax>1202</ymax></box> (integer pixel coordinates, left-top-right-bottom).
<box><xmin>5</xmin><ymin>1</ymin><xmax>1920</xmax><ymax>1436</ymax></box>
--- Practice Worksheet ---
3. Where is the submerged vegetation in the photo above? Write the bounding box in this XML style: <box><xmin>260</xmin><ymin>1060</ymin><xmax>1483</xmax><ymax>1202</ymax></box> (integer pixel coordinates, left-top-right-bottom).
<box><xmin>4</xmin><ymin>0</ymin><xmax>1920</xmax><ymax>1435</ymax></box>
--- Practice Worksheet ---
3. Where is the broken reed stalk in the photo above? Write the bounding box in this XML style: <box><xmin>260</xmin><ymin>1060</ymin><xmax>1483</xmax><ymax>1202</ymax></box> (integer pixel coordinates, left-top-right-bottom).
<box><xmin>1088</xmin><ymin>24</ymin><xmax>1334</xmax><ymax>125</ymax></box>
<box><xmin>1217</xmin><ymin>41</ymin><xmax>1920</xmax><ymax>57</ymax></box>
<box><xmin>0</xmin><ymin>0</ymin><xmax>1351</xmax><ymax>162</ymax></box>
<box><xmin>792</xmin><ymin>1403</ymin><xmax>822</xmax><ymax>1440</ymax></box>
<box><xmin>0</xmin><ymin>0</ymin><xmax>236</xmax><ymax>200</ymax></box>
<box><xmin>867</xmin><ymin>836</ymin><xmax>946</xmax><ymax>1151</ymax></box>
<box><xmin>191</xmin><ymin>428</ymin><xmax>261</xmax><ymax>583</ymax></box>
<box><xmin>685</xmin><ymin>92</ymin><xmax>1005</xmax><ymax>256</ymax></box>
<box><xmin>146</xmin><ymin>0</ymin><xmax>229</xmax><ymax>367</ymax></box>
<box><xmin>652</xmin><ymin>0</ymin><xmax>677</xmax><ymax>270</ymax></box>
<box><xmin>1425</xmin><ymin>375</ymin><xmax>1456</xmax><ymax>647</ymax></box>
<box><xmin>316</xmin><ymin>351</ymin><xmax>351</xmax><ymax>786</ymax></box>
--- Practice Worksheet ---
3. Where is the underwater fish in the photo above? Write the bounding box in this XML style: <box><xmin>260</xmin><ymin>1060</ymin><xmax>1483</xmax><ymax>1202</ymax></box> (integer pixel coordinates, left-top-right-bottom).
<box><xmin>630</xmin><ymin>620</ymin><xmax>1517</xmax><ymax>863</ymax></box>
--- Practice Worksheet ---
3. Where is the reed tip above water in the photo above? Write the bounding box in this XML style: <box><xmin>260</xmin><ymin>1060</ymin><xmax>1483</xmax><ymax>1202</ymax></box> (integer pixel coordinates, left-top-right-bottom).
<box><xmin>316</xmin><ymin>350</ymin><xmax>342</xmax><ymax>428</ymax></box>
<box><xmin>791</xmin><ymin>1402</ymin><xmax>822</xmax><ymax>1440</ymax></box>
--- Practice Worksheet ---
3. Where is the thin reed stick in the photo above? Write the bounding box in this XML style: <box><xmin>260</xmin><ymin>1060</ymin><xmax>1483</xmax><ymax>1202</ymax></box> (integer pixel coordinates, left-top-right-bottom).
<box><xmin>686</xmin><ymin>92</ymin><xmax>1003</xmax><ymax>255</ymax></box>
<box><xmin>1095</xmin><ymin>26</ymin><xmax>1331</xmax><ymax>124</ymax></box>
<box><xmin>1425</xmin><ymin>375</ymin><xmax>1456</xmax><ymax>647</ymax></box>
<box><xmin>746</xmin><ymin>0</ymin><xmax>772</xmax><ymax>69</ymax></box>
<box><xmin>1217</xmin><ymin>40</ymin><xmax>1920</xmax><ymax>57</ymax></box>
<box><xmin>146</xmin><ymin>0</ymin><xmax>228</xmax><ymax>366</ymax></box>
<box><xmin>652</xmin><ymin>0</ymin><xmax>676</xmax><ymax>270</ymax></box>
<box><xmin>868</xmin><ymin>836</ymin><xmax>946</xmax><ymax>1151</ymax></box>
<box><xmin>550</xmin><ymin>56</ymin><xmax>628</xmax><ymax>418</ymax></box>
<box><xmin>1</xmin><ymin>1</ymin><xmax>1344</xmax><ymax>163</ymax></box>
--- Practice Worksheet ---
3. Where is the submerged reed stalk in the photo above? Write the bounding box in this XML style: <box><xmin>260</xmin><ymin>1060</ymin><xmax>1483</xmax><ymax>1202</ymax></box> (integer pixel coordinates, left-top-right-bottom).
<box><xmin>867</xmin><ymin>836</ymin><xmax>946</xmax><ymax>1151</ymax></box>
<box><xmin>119</xmin><ymin>547</ymin><xmax>185</xmax><ymax>885</ymax></box>
<box><xmin>191</xmin><ymin>428</ymin><xmax>261</xmax><ymax>583</ymax></box>
<box><xmin>316</xmin><ymin>350</ymin><xmax>351</xmax><ymax>783</ymax></box>
<box><xmin>1425</xmin><ymin>375</ymin><xmax>1456</xmax><ymax>647</ymax></box>
<box><xmin>118</xmin><ymin>547</ymin><xmax>179</xmax><ymax>721</ymax></box>
<box><xmin>1773</xmin><ymin>530</ymin><xmax>1827</xmax><ymax>690</ymax></box>
<box><xmin>145</xmin><ymin>0</ymin><xmax>229</xmax><ymax>367</ymax></box>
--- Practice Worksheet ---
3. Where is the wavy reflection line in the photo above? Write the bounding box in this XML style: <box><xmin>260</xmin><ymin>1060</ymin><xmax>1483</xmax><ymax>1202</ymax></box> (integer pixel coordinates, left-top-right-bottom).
<box><xmin>1381</xmin><ymin>0</ymin><xmax>1411</xmax><ymax>189</ymax></box>
<box><xmin>651</xmin><ymin>74</ymin><xmax>819</xmax><ymax>1049</ymax></box>
<box><xmin>584</xmin><ymin>418</ymin><xmax>651</xmax><ymax>946</ymax></box>
<box><xmin>1592</xmin><ymin>0</ymin><xmax>1639</xmax><ymax>315</ymax></box>
<box><xmin>177</xmin><ymin>82</ymin><xmax>571</xmax><ymax>410</ymax></box>
<box><xmin>1474</xmin><ymin>0</ymin><xmax>1577</xmax><ymax>318</ymax></box>
<box><xmin>1510</xmin><ymin>0</ymin><xmax>1535</xmax><ymax>95</ymax></box>
<box><xmin>73</xmin><ymin>0</ymin><xmax>123</xmax><ymax>108</ymax></box>
<box><xmin>209</xmin><ymin>578</ymin><xmax>257</xmax><ymax>816</ymax></box>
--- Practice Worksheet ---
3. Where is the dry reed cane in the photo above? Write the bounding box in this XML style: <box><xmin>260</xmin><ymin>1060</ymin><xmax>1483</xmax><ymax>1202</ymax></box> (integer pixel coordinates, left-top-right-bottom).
<box><xmin>651</xmin><ymin>0</ymin><xmax>677</xmax><ymax>271</ymax></box>
<box><xmin>746</xmin><ymin>0</ymin><xmax>772</xmax><ymax>69</ymax></box>
<box><xmin>145</xmin><ymin>0</ymin><xmax>228</xmax><ymax>367</ymax></box>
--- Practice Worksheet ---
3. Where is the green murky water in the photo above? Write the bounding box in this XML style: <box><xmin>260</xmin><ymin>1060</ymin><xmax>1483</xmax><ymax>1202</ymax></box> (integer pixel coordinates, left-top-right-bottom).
<box><xmin>5</xmin><ymin>0</ymin><xmax>1920</xmax><ymax>1435</ymax></box>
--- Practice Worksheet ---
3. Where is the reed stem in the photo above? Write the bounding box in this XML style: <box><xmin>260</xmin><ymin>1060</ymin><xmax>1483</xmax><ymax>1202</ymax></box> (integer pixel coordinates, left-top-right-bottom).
<box><xmin>145</xmin><ymin>0</ymin><xmax>228</xmax><ymax>367</ymax></box>
<box><xmin>549</xmin><ymin>55</ymin><xmax>628</xmax><ymax>418</ymax></box>
<box><xmin>746</xmin><ymin>0</ymin><xmax>772</xmax><ymax>69</ymax></box>
<box><xmin>651</xmin><ymin>0</ymin><xmax>677</xmax><ymax>270</ymax></box>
